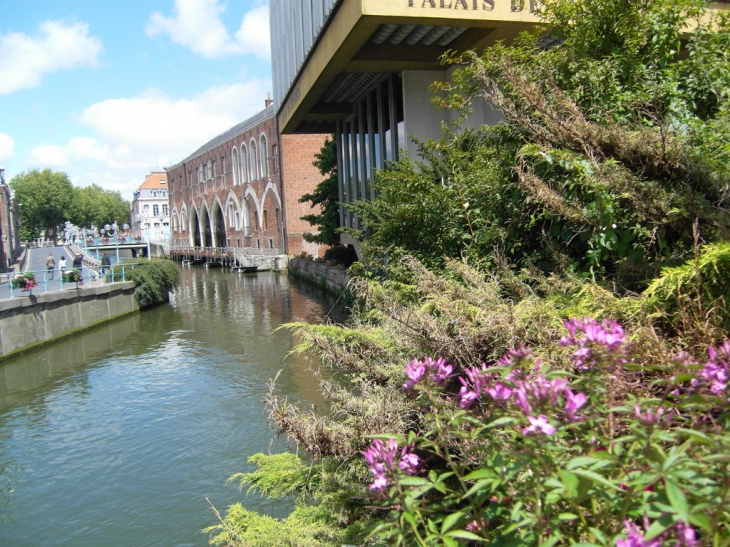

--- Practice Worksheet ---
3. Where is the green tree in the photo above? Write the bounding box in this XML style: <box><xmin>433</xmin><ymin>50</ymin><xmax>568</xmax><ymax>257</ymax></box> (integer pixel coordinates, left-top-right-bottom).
<box><xmin>10</xmin><ymin>169</ymin><xmax>74</xmax><ymax>242</ymax></box>
<box><xmin>299</xmin><ymin>136</ymin><xmax>341</xmax><ymax>246</ymax></box>
<box><xmin>71</xmin><ymin>184</ymin><xmax>130</xmax><ymax>230</ymax></box>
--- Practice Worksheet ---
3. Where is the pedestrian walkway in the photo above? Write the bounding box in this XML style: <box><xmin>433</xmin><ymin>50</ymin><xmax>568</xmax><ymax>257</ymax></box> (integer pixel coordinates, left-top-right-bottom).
<box><xmin>0</xmin><ymin>268</ymin><xmax>113</xmax><ymax>300</ymax></box>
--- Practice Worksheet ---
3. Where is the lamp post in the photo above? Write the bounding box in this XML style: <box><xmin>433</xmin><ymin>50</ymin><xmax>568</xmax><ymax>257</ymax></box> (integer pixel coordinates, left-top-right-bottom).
<box><xmin>105</xmin><ymin>222</ymin><xmax>120</xmax><ymax>263</ymax></box>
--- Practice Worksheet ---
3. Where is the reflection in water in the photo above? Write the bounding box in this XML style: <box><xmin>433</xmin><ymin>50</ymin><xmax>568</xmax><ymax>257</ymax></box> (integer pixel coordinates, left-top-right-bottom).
<box><xmin>0</xmin><ymin>267</ymin><xmax>340</xmax><ymax>547</ymax></box>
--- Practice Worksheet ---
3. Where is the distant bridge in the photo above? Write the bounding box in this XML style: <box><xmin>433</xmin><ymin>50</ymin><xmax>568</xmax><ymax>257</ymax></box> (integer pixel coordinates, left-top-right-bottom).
<box><xmin>76</xmin><ymin>237</ymin><xmax>153</xmax><ymax>261</ymax></box>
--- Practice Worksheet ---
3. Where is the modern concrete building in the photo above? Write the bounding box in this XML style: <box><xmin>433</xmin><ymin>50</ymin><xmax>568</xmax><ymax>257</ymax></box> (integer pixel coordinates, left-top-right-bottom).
<box><xmin>166</xmin><ymin>101</ymin><xmax>327</xmax><ymax>259</ymax></box>
<box><xmin>269</xmin><ymin>0</ymin><xmax>541</xmax><ymax>250</ymax></box>
<box><xmin>131</xmin><ymin>172</ymin><xmax>170</xmax><ymax>243</ymax></box>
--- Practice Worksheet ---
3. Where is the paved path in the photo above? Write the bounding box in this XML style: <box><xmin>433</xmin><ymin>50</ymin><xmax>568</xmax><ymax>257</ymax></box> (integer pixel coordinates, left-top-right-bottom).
<box><xmin>0</xmin><ymin>246</ymin><xmax>107</xmax><ymax>299</ymax></box>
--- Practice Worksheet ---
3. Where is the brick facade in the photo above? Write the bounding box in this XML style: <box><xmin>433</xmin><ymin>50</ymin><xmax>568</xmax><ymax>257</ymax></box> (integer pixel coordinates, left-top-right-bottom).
<box><xmin>281</xmin><ymin>133</ymin><xmax>330</xmax><ymax>257</ymax></box>
<box><xmin>166</xmin><ymin>103</ymin><xmax>327</xmax><ymax>256</ymax></box>
<box><xmin>0</xmin><ymin>174</ymin><xmax>20</xmax><ymax>271</ymax></box>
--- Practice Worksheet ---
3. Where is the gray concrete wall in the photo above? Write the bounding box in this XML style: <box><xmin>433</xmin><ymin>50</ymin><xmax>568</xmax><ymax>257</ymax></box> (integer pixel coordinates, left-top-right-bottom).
<box><xmin>402</xmin><ymin>68</ymin><xmax>505</xmax><ymax>160</ymax></box>
<box><xmin>0</xmin><ymin>282</ymin><xmax>139</xmax><ymax>359</ymax></box>
<box><xmin>287</xmin><ymin>256</ymin><xmax>349</xmax><ymax>295</ymax></box>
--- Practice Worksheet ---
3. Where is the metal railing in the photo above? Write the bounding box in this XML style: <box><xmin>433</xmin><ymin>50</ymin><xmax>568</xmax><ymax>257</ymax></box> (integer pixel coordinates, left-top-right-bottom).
<box><xmin>0</xmin><ymin>264</ymin><xmax>140</xmax><ymax>299</ymax></box>
<box><xmin>170</xmin><ymin>245</ymin><xmax>284</xmax><ymax>269</ymax></box>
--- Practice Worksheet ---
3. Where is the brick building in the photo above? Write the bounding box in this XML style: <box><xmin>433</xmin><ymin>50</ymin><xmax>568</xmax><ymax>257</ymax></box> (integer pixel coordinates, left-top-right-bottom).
<box><xmin>166</xmin><ymin>101</ymin><xmax>327</xmax><ymax>258</ymax></box>
<box><xmin>0</xmin><ymin>168</ymin><xmax>20</xmax><ymax>271</ymax></box>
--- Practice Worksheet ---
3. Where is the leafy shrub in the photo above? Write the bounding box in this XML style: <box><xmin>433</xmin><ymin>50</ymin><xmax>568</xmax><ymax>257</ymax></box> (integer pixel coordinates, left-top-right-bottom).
<box><xmin>61</xmin><ymin>269</ymin><xmax>80</xmax><ymax>283</ymax></box>
<box><xmin>642</xmin><ymin>242</ymin><xmax>730</xmax><ymax>332</ymax></box>
<box><xmin>362</xmin><ymin>321</ymin><xmax>730</xmax><ymax>546</ymax></box>
<box><xmin>127</xmin><ymin>260</ymin><xmax>180</xmax><ymax>308</ymax></box>
<box><xmin>353</xmin><ymin>0</ymin><xmax>730</xmax><ymax>289</ymax></box>
<box><xmin>205</xmin><ymin>453</ymin><xmax>365</xmax><ymax>547</ymax></box>
<box><xmin>12</xmin><ymin>272</ymin><xmax>36</xmax><ymax>290</ymax></box>
<box><xmin>322</xmin><ymin>245</ymin><xmax>358</xmax><ymax>268</ymax></box>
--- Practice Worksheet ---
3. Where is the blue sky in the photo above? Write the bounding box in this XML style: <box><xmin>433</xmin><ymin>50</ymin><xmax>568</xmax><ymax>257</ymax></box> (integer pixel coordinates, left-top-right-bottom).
<box><xmin>0</xmin><ymin>0</ymin><xmax>272</xmax><ymax>200</ymax></box>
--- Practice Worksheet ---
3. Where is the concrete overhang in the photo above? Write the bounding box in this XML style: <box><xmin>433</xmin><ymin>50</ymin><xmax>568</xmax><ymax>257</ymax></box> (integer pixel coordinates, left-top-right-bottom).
<box><xmin>278</xmin><ymin>0</ymin><xmax>541</xmax><ymax>133</ymax></box>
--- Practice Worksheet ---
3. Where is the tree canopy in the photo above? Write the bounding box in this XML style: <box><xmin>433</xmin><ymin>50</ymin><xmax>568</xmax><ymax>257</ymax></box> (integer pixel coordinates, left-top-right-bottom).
<box><xmin>299</xmin><ymin>136</ymin><xmax>341</xmax><ymax>247</ymax></box>
<box><xmin>10</xmin><ymin>169</ymin><xmax>75</xmax><ymax>242</ymax></box>
<box><xmin>9</xmin><ymin>169</ymin><xmax>130</xmax><ymax>241</ymax></box>
<box><xmin>72</xmin><ymin>184</ymin><xmax>131</xmax><ymax>230</ymax></box>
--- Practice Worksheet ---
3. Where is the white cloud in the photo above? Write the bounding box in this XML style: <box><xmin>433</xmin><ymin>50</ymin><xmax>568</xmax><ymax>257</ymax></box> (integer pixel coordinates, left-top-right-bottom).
<box><xmin>233</xmin><ymin>6</ymin><xmax>270</xmax><ymax>59</ymax></box>
<box><xmin>146</xmin><ymin>0</ymin><xmax>270</xmax><ymax>60</ymax></box>
<box><xmin>0</xmin><ymin>133</ymin><xmax>15</xmax><ymax>163</ymax></box>
<box><xmin>0</xmin><ymin>20</ymin><xmax>102</xmax><ymax>95</ymax></box>
<box><xmin>28</xmin><ymin>80</ymin><xmax>271</xmax><ymax>200</ymax></box>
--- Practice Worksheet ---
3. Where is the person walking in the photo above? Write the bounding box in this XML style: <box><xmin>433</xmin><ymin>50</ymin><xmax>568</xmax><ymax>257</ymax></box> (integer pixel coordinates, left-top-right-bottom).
<box><xmin>59</xmin><ymin>256</ymin><xmax>67</xmax><ymax>278</ymax></box>
<box><xmin>101</xmin><ymin>254</ymin><xmax>112</xmax><ymax>282</ymax></box>
<box><xmin>45</xmin><ymin>253</ymin><xmax>55</xmax><ymax>280</ymax></box>
<box><xmin>73</xmin><ymin>253</ymin><xmax>84</xmax><ymax>284</ymax></box>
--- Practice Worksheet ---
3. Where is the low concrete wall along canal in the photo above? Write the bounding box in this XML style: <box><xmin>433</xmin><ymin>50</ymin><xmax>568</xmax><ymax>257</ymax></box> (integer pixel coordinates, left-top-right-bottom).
<box><xmin>287</xmin><ymin>256</ymin><xmax>350</xmax><ymax>295</ymax></box>
<box><xmin>0</xmin><ymin>281</ymin><xmax>139</xmax><ymax>359</ymax></box>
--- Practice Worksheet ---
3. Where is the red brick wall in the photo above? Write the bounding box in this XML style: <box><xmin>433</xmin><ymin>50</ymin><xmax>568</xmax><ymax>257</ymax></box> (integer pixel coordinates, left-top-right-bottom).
<box><xmin>168</xmin><ymin>114</ymin><xmax>283</xmax><ymax>249</ymax></box>
<box><xmin>168</xmin><ymin>112</ymin><xmax>328</xmax><ymax>257</ymax></box>
<box><xmin>281</xmin><ymin>133</ymin><xmax>329</xmax><ymax>257</ymax></box>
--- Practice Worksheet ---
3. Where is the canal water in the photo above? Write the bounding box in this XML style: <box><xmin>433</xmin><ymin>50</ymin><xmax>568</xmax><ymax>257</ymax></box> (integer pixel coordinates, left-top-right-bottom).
<box><xmin>0</xmin><ymin>266</ymin><xmax>341</xmax><ymax>547</ymax></box>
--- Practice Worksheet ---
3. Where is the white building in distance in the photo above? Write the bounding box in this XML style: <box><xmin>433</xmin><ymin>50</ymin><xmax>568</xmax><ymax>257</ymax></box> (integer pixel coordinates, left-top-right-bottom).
<box><xmin>131</xmin><ymin>171</ymin><xmax>170</xmax><ymax>243</ymax></box>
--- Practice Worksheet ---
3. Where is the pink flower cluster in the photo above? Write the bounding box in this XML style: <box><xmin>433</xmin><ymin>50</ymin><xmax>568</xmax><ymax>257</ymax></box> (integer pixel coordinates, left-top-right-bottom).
<box><xmin>403</xmin><ymin>357</ymin><xmax>453</xmax><ymax>390</ymax></box>
<box><xmin>633</xmin><ymin>404</ymin><xmax>673</xmax><ymax>427</ymax></box>
<box><xmin>560</xmin><ymin>317</ymin><xmax>626</xmax><ymax>369</ymax></box>
<box><xmin>616</xmin><ymin>519</ymin><xmax>697</xmax><ymax>547</ymax></box>
<box><xmin>457</xmin><ymin>349</ymin><xmax>587</xmax><ymax>436</ymax></box>
<box><xmin>692</xmin><ymin>341</ymin><xmax>730</xmax><ymax>396</ymax></box>
<box><xmin>363</xmin><ymin>438</ymin><xmax>422</xmax><ymax>491</ymax></box>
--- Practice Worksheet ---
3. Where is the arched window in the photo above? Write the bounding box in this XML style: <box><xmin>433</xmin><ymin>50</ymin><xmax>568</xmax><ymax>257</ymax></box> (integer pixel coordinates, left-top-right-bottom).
<box><xmin>249</xmin><ymin>139</ymin><xmax>258</xmax><ymax>181</ymax></box>
<box><xmin>243</xmin><ymin>200</ymin><xmax>252</xmax><ymax>235</ymax></box>
<box><xmin>232</xmin><ymin>147</ymin><xmax>240</xmax><ymax>186</ymax></box>
<box><xmin>272</xmin><ymin>144</ymin><xmax>280</xmax><ymax>174</ymax></box>
<box><xmin>228</xmin><ymin>203</ymin><xmax>236</xmax><ymax>228</ymax></box>
<box><xmin>241</xmin><ymin>144</ymin><xmax>249</xmax><ymax>184</ymax></box>
<box><xmin>260</xmin><ymin>134</ymin><xmax>269</xmax><ymax>178</ymax></box>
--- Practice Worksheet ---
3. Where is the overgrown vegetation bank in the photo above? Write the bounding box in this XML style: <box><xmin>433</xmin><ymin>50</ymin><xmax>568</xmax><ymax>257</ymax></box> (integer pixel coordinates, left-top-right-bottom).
<box><xmin>206</xmin><ymin>1</ymin><xmax>730</xmax><ymax>545</ymax></box>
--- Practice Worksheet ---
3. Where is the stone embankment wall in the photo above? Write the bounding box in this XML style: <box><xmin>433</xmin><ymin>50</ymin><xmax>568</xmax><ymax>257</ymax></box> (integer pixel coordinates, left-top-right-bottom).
<box><xmin>0</xmin><ymin>282</ymin><xmax>139</xmax><ymax>359</ymax></box>
<box><xmin>287</xmin><ymin>256</ymin><xmax>349</xmax><ymax>295</ymax></box>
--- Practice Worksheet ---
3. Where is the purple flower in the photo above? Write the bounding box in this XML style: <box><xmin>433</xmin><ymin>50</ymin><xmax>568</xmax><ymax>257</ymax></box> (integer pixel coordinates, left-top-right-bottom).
<box><xmin>486</xmin><ymin>382</ymin><xmax>513</xmax><ymax>402</ymax></box>
<box><xmin>363</xmin><ymin>438</ymin><xmax>399</xmax><ymax>490</ymax></box>
<box><xmin>522</xmin><ymin>415</ymin><xmax>556</xmax><ymax>436</ymax></box>
<box><xmin>633</xmin><ymin>404</ymin><xmax>667</xmax><ymax>426</ymax></box>
<box><xmin>674</xmin><ymin>521</ymin><xmax>698</xmax><ymax>547</ymax></box>
<box><xmin>560</xmin><ymin>317</ymin><xmax>626</xmax><ymax>369</ymax></box>
<box><xmin>403</xmin><ymin>360</ymin><xmax>427</xmax><ymax>390</ymax></box>
<box><xmin>616</xmin><ymin>518</ymin><xmax>697</xmax><ymax>547</ymax></box>
<box><xmin>498</xmin><ymin>345</ymin><xmax>533</xmax><ymax>366</ymax></box>
<box><xmin>564</xmin><ymin>389</ymin><xmax>587</xmax><ymax>422</ymax></box>
<box><xmin>459</xmin><ymin>382</ymin><xmax>481</xmax><ymax>409</ymax></box>
<box><xmin>465</xmin><ymin>517</ymin><xmax>488</xmax><ymax>533</ymax></box>
<box><xmin>616</xmin><ymin>520</ymin><xmax>663</xmax><ymax>547</ymax></box>
<box><xmin>513</xmin><ymin>374</ymin><xmax>568</xmax><ymax>415</ymax></box>
<box><xmin>683</xmin><ymin>340</ymin><xmax>730</xmax><ymax>398</ymax></box>
<box><xmin>403</xmin><ymin>357</ymin><xmax>453</xmax><ymax>390</ymax></box>
<box><xmin>363</xmin><ymin>438</ymin><xmax>422</xmax><ymax>490</ymax></box>
<box><xmin>398</xmin><ymin>451</ymin><xmax>421</xmax><ymax>475</ymax></box>
<box><xmin>458</xmin><ymin>364</ymin><xmax>491</xmax><ymax>408</ymax></box>
<box><xmin>370</xmin><ymin>474</ymin><xmax>389</xmax><ymax>491</ymax></box>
